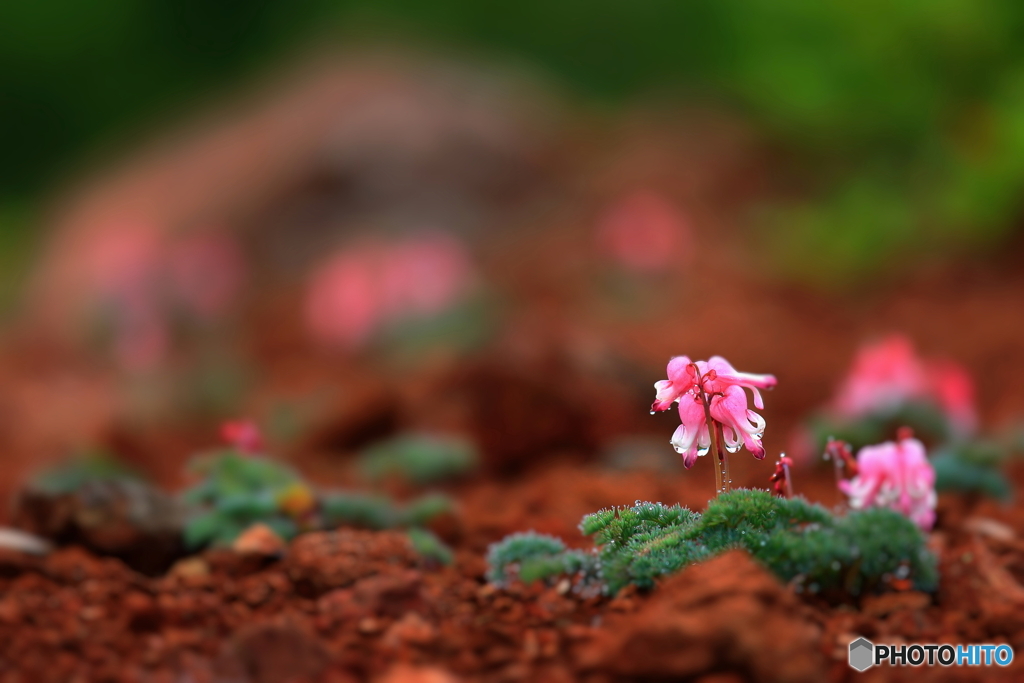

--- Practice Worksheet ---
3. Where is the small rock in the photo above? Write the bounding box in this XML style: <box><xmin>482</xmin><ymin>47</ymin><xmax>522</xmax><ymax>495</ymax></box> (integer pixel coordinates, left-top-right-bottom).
<box><xmin>167</xmin><ymin>556</ymin><xmax>210</xmax><ymax>578</ymax></box>
<box><xmin>232</xmin><ymin>523</ymin><xmax>286</xmax><ymax>557</ymax></box>
<box><xmin>383</xmin><ymin>612</ymin><xmax>437</xmax><ymax>648</ymax></box>
<box><xmin>0</xmin><ymin>527</ymin><xmax>53</xmax><ymax>555</ymax></box>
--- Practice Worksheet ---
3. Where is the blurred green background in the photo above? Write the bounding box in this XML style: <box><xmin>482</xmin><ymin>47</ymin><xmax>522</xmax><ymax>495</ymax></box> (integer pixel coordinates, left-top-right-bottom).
<box><xmin>4</xmin><ymin>0</ymin><xmax>1024</xmax><ymax>281</ymax></box>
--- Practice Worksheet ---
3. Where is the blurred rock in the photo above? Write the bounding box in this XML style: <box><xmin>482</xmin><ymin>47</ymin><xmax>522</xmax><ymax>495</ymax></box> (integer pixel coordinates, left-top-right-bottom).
<box><xmin>12</xmin><ymin>478</ymin><xmax>185</xmax><ymax>575</ymax></box>
<box><xmin>0</xmin><ymin>527</ymin><xmax>53</xmax><ymax>555</ymax></box>
<box><xmin>232</xmin><ymin>523</ymin><xmax>286</xmax><ymax>557</ymax></box>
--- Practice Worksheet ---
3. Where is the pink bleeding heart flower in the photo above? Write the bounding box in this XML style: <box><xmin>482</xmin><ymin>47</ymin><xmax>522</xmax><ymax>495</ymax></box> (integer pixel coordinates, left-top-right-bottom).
<box><xmin>652</xmin><ymin>356</ymin><xmax>697</xmax><ymax>412</ymax></box>
<box><xmin>839</xmin><ymin>434</ymin><xmax>937</xmax><ymax>531</ymax></box>
<box><xmin>653</xmin><ymin>355</ymin><xmax>775</xmax><ymax>466</ymax></box>
<box><xmin>710</xmin><ymin>385</ymin><xmax>767</xmax><ymax>460</ymax></box>
<box><xmin>671</xmin><ymin>395</ymin><xmax>712</xmax><ymax>468</ymax></box>
<box><xmin>702</xmin><ymin>356</ymin><xmax>777</xmax><ymax>410</ymax></box>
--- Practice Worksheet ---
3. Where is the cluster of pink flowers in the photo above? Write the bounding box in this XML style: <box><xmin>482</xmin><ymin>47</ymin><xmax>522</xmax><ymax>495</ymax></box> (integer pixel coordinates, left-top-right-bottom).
<box><xmin>305</xmin><ymin>231</ymin><xmax>474</xmax><ymax>348</ymax></box>
<box><xmin>832</xmin><ymin>335</ymin><xmax>977</xmax><ymax>436</ymax></box>
<box><xmin>84</xmin><ymin>225</ymin><xmax>246</xmax><ymax>371</ymax></box>
<box><xmin>652</xmin><ymin>356</ymin><xmax>776</xmax><ymax>468</ymax></box>
<box><xmin>596</xmin><ymin>190</ymin><xmax>691</xmax><ymax>273</ymax></box>
<box><xmin>838</xmin><ymin>432</ymin><xmax>937</xmax><ymax>531</ymax></box>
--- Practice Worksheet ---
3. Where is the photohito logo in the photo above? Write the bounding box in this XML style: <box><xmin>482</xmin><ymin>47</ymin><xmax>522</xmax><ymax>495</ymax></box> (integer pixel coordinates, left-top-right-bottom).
<box><xmin>848</xmin><ymin>637</ymin><xmax>1014</xmax><ymax>671</ymax></box>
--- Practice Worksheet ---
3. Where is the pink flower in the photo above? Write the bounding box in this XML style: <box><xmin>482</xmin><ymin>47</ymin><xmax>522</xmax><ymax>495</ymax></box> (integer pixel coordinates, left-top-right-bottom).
<box><xmin>832</xmin><ymin>335</ymin><xmax>977</xmax><ymax>436</ymax></box>
<box><xmin>834</xmin><ymin>336</ymin><xmax>925</xmax><ymax>418</ymax></box>
<box><xmin>839</xmin><ymin>435</ymin><xmax>937</xmax><ymax>531</ymax></box>
<box><xmin>702</xmin><ymin>356</ymin><xmax>777</xmax><ymax>410</ymax></box>
<box><xmin>379</xmin><ymin>232</ymin><xmax>473</xmax><ymax>318</ymax></box>
<box><xmin>304</xmin><ymin>247</ymin><xmax>380</xmax><ymax>348</ymax></box>
<box><xmin>596</xmin><ymin>190</ymin><xmax>690</xmax><ymax>273</ymax></box>
<box><xmin>221</xmin><ymin>419</ymin><xmax>264</xmax><ymax>454</ymax></box>
<box><xmin>927</xmin><ymin>360</ymin><xmax>977</xmax><ymax>436</ymax></box>
<box><xmin>653</xmin><ymin>355</ymin><xmax>775</xmax><ymax>465</ymax></box>
<box><xmin>671</xmin><ymin>395</ymin><xmax>712</xmax><ymax>468</ymax></box>
<box><xmin>304</xmin><ymin>232</ymin><xmax>475</xmax><ymax>349</ymax></box>
<box><xmin>652</xmin><ymin>356</ymin><xmax>697</xmax><ymax>412</ymax></box>
<box><xmin>710</xmin><ymin>385</ymin><xmax>767</xmax><ymax>459</ymax></box>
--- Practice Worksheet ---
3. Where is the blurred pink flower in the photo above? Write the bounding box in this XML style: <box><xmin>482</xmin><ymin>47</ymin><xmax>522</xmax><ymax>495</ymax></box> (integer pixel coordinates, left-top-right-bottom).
<box><xmin>379</xmin><ymin>232</ymin><xmax>474</xmax><ymax>318</ymax></box>
<box><xmin>839</xmin><ymin>434</ymin><xmax>937</xmax><ymax>531</ymax></box>
<box><xmin>832</xmin><ymin>335</ymin><xmax>977</xmax><ymax>436</ymax></box>
<box><xmin>81</xmin><ymin>224</ymin><xmax>246</xmax><ymax>370</ymax></box>
<box><xmin>596</xmin><ymin>190</ymin><xmax>690</xmax><ymax>273</ymax></box>
<box><xmin>221</xmin><ymin>419</ymin><xmax>264</xmax><ymax>454</ymax></box>
<box><xmin>85</xmin><ymin>224</ymin><xmax>163</xmax><ymax>298</ymax></box>
<box><xmin>653</xmin><ymin>355</ymin><xmax>775</xmax><ymax>465</ymax></box>
<box><xmin>305</xmin><ymin>247</ymin><xmax>380</xmax><ymax>348</ymax></box>
<box><xmin>167</xmin><ymin>233</ymin><xmax>246</xmax><ymax>320</ymax></box>
<box><xmin>927</xmin><ymin>360</ymin><xmax>977</xmax><ymax>436</ymax></box>
<box><xmin>305</xmin><ymin>232</ymin><xmax>474</xmax><ymax>348</ymax></box>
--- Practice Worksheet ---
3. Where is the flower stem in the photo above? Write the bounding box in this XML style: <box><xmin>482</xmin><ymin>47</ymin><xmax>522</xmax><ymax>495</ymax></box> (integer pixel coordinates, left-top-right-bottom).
<box><xmin>698</xmin><ymin>386</ymin><xmax>727</xmax><ymax>496</ymax></box>
<box><xmin>718</xmin><ymin>422</ymin><xmax>731</xmax><ymax>494</ymax></box>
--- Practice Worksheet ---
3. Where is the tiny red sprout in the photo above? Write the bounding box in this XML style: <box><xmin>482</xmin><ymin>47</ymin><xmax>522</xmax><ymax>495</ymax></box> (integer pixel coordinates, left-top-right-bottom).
<box><xmin>769</xmin><ymin>456</ymin><xmax>794</xmax><ymax>498</ymax></box>
<box><xmin>221</xmin><ymin>420</ymin><xmax>264</xmax><ymax>455</ymax></box>
<box><xmin>838</xmin><ymin>432</ymin><xmax>937</xmax><ymax>531</ymax></box>
<box><xmin>652</xmin><ymin>355</ymin><xmax>776</xmax><ymax>495</ymax></box>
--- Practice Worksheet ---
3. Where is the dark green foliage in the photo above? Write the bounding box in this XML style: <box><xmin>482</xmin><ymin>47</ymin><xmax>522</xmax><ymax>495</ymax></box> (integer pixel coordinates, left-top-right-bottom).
<box><xmin>180</xmin><ymin>444</ymin><xmax>456</xmax><ymax>548</ymax></box>
<box><xmin>807</xmin><ymin>401</ymin><xmax>952</xmax><ymax>456</ymax></box>
<box><xmin>181</xmin><ymin>451</ymin><xmax>305</xmax><ymax>548</ymax></box>
<box><xmin>320</xmin><ymin>491</ymin><xmax>453</xmax><ymax>530</ymax></box>
<box><xmin>397</xmin><ymin>493</ymin><xmax>454</xmax><ymax>527</ymax></box>
<box><xmin>359</xmin><ymin>434</ymin><xmax>478</xmax><ymax>485</ymax></box>
<box><xmin>485</xmin><ymin>531</ymin><xmax>568</xmax><ymax>584</ymax></box>
<box><xmin>407</xmin><ymin>528</ymin><xmax>454</xmax><ymax>566</ymax></box>
<box><xmin>33</xmin><ymin>452</ymin><xmax>143</xmax><ymax>494</ymax></box>
<box><xmin>932</xmin><ymin>443</ymin><xmax>1012</xmax><ymax>501</ymax></box>
<box><xmin>487</xmin><ymin>490</ymin><xmax>938</xmax><ymax>599</ymax></box>
<box><xmin>759</xmin><ymin>508</ymin><xmax>937</xmax><ymax>596</ymax></box>
<box><xmin>320</xmin><ymin>492</ymin><xmax>396</xmax><ymax>530</ymax></box>
<box><xmin>182</xmin><ymin>452</ymin><xmax>300</xmax><ymax>506</ymax></box>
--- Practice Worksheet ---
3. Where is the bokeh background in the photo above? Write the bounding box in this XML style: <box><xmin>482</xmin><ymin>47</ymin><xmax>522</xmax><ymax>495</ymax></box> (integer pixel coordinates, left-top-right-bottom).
<box><xmin>3</xmin><ymin>0</ymin><xmax>1024</xmax><ymax>501</ymax></box>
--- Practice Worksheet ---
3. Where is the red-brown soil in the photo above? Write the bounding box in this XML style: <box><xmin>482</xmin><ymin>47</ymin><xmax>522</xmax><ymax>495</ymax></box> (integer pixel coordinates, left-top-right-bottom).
<box><xmin>4</xmin><ymin>462</ymin><xmax>1024</xmax><ymax>682</ymax></box>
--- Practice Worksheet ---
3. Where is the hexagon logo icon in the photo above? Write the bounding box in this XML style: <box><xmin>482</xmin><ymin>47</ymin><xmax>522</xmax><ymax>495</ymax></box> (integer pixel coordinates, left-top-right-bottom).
<box><xmin>849</xmin><ymin>637</ymin><xmax>874</xmax><ymax>672</ymax></box>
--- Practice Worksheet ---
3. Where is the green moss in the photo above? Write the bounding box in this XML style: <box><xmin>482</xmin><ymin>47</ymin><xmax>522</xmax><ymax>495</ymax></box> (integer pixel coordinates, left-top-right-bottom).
<box><xmin>487</xmin><ymin>490</ymin><xmax>938</xmax><ymax>599</ymax></box>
